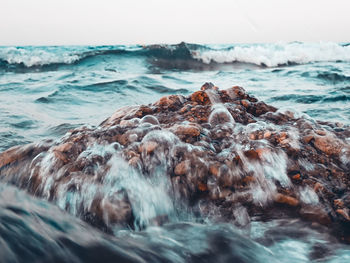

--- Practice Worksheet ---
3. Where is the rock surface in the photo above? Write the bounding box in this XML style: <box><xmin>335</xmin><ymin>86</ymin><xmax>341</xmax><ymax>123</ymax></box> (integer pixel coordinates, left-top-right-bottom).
<box><xmin>0</xmin><ymin>83</ymin><xmax>349</xmax><ymax>240</ymax></box>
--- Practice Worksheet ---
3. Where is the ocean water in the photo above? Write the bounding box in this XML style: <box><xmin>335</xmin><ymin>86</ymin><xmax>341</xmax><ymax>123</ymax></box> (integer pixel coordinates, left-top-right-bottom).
<box><xmin>0</xmin><ymin>42</ymin><xmax>350</xmax><ymax>262</ymax></box>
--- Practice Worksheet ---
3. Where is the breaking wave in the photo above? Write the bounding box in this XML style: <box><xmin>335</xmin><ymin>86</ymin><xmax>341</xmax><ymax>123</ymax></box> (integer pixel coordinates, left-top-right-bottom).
<box><xmin>1</xmin><ymin>42</ymin><xmax>350</xmax><ymax>69</ymax></box>
<box><xmin>192</xmin><ymin>42</ymin><xmax>350</xmax><ymax>67</ymax></box>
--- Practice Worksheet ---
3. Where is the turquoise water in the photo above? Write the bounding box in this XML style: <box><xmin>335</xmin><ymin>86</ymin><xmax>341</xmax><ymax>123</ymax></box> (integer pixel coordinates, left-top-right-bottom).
<box><xmin>0</xmin><ymin>42</ymin><xmax>350</xmax><ymax>262</ymax></box>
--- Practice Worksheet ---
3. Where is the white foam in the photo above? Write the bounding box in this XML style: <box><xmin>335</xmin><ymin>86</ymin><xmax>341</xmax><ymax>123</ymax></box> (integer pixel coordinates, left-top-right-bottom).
<box><xmin>192</xmin><ymin>42</ymin><xmax>350</xmax><ymax>67</ymax></box>
<box><xmin>208</xmin><ymin>104</ymin><xmax>235</xmax><ymax>126</ymax></box>
<box><xmin>299</xmin><ymin>186</ymin><xmax>319</xmax><ymax>205</ymax></box>
<box><xmin>105</xmin><ymin>155</ymin><xmax>175</xmax><ymax>229</ymax></box>
<box><xmin>0</xmin><ymin>47</ymin><xmax>81</xmax><ymax>67</ymax></box>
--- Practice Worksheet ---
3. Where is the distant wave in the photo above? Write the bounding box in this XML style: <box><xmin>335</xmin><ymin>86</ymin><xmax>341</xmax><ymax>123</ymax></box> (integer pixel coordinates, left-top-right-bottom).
<box><xmin>0</xmin><ymin>46</ymin><xmax>137</xmax><ymax>68</ymax></box>
<box><xmin>191</xmin><ymin>42</ymin><xmax>350</xmax><ymax>67</ymax></box>
<box><xmin>0</xmin><ymin>47</ymin><xmax>82</xmax><ymax>67</ymax></box>
<box><xmin>1</xmin><ymin>42</ymin><xmax>350</xmax><ymax>69</ymax></box>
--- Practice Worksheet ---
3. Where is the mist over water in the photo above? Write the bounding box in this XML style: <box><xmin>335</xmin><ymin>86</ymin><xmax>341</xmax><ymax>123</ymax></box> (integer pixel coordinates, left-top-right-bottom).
<box><xmin>0</xmin><ymin>42</ymin><xmax>350</xmax><ymax>262</ymax></box>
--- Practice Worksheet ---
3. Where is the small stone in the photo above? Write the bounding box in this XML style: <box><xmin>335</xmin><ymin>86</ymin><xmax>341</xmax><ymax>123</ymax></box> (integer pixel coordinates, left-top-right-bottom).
<box><xmin>314</xmin><ymin>182</ymin><xmax>324</xmax><ymax>192</ymax></box>
<box><xmin>53</xmin><ymin>142</ymin><xmax>73</xmax><ymax>153</ymax></box>
<box><xmin>174</xmin><ymin>161</ymin><xmax>189</xmax><ymax>176</ymax></box>
<box><xmin>292</xmin><ymin>173</ymin><xmax>301</xmax><ymax>180</ymax></box>
<box><xmin>303</xmin><ymin>135</ymin><xmax>314</xmax><ymax>144</ymax></box>
<box><xmin>263</xmin><ymin>130</ymin><xmax>272</xmax><ymax>139</ymax></box>
<box><xmin>138</xmin><ymin>105</ymin><xmax>153</xmax><ymax>116</ymax></box>
<box><xmin>190</xmin><ymin>91</ymin><xmax>210</xmax><ymax>105</ymax></box>
<box><xmin>241</xmin><ymin>100</ymin><xmax>250</xmax><ymax>108</ymax></box>
<box><xmin>313</xmin><ymin>135</ymin><xmax>342</xmax><ymax>155</ymax></box>
<box><xmin>155</xmin><ymin>95</ymin><xmax>184</xmax><ymax>110</ymax></box>
<box><xmin>277</xmin><ymin>132</ymin><xmax>288</xmax><ymax>144</ymax></box>
<box><xmin>140</xmin><ymin>141</ymin><xmax>158</xmax><ymax>154</ymax></box>
<box><xmin>141</xmin><ymin>115</ymin><xmax>159</xmax><ymax>125</ymax></box>
<box><xmin>334</xmin><ymin>199</ymin><xmax>344</xmax><ymax>208</ymax></box>
<box><xmin>284</xmin><ymin>111</ymin><xmax>295</xmax><ymax>119</ymax></box>
<box><xmin>200</xmin><ymin>82</ymin><xmax>217</xmax><ymax>91</ymax></box>
<box><xmin>174</xmin><ymin>125</ymin><xmax>201</xmax><ymax>137</ymax></box>
<box><xmin>244</xmin><ymin>149</ymin><xmax>260</xmax><ymax>161</ymax></box>
<box><xmin>198</xmin><ymin>182</ymin><xmax>208</xmax><ymax>192</ymax></box>
<box><xmin>229</xmin><ymin>86</ymin><xmax>247</xmax><ymax>99</ymax></box>
<box><xmin>242</xmin><ymin>175</ymin><xmax>255</xmax><ymax>184</ymax></box>
<box><xmin>53</xmin><ymin>150</ymin><xmax>69</xmax><ymax>163</ymax></box>
<box><xmin>275</xmin><ymin>193</ymin><xmax>299</xmax><ymax>206</ymax></box>
<box><xmin>179</xmin><ymin>105</ymin><xmax>191</xmax><ymax>113</ymax></box>
<box><xmin>336</xmin><ymin>209</ymin><xmax>350</xmax><ymax>221</ymax></box>
<box><xmin>156</xmin><ymin>96</ymin><xmax>172</xmax><ymax>107</ymax></box>
<box><xmin>315</xmin><ymin>130</ymin><xmax>326</xmax><ymax>136</ymax></box>
<box><xmin>209</xmin><ymin>164</ymin><xmax>219</xmax><ymax>177</ymax></box>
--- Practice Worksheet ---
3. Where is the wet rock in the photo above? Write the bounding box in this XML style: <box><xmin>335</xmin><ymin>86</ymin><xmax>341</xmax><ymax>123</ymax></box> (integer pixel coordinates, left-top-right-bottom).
<box><xmin>263</xmin><ymin>130</ymin><xmax>272</xmax><ymax>139</ymax></box>
<box><xmin>336</xmin><ymin>209</ymin><xmax>350</xmax><ymax>221</ymax></box>
<box><xmin>208</xmin><ymin>104</ymin><xmax>235</xmax><ymax>126</ymax></box>
<box><xmin>313</xmin><ymin>135</ymin><xmax>343</xmax><ymax>155</ymax></box>
<box><xmin>141</xmin><ymin>115</ymin><xmax>159</xmax><ymax>125</ymax></box>
<box><xmin>200</xmin><ymin>82</ymin><xmax>217</xmax><ymax>91</ymax></box>
<box><xmin>0</xmin><ymin>83</ymin><xmax>349</xmax><ymax>242</ymax></box>
<box><xmin>155</xmin><ymin>95</ymin><xmax>185</xmax><ymax>111</ymax></box>
<box><xmin>275</xmin><ymin>193</ymin><xmax>299</xmax><ymax>207</ymax></box>
<box><xmin>302</xmin><ymin>134</ymin><xmax>314</xmax><ymax>144</ymax></box>
<box><xmin>136</xmin><ymin>105</ymin><xmax>154</xmax><ymax>117</ymax></box>
<box><xmin>140</xmin><ymin>141</ymin><xmax>158</xmax><ymax>154</ymax></box>
<box><xmin>173</xmin><ymin>124</ymin><xmax>201</xmax><ymax>137</ymax></box>
<box><xmin>292</xmin><ymin>173</ymin><xmax>301</xmax><ymax>181</ymax></box>
<box><xmin>190</xmin><ymin>91</ymin><xmax>210</xmax><ymax>105</ymax></box>
<box><xmin>174</xmin><ymin>161</ymin><xmax>190</xmax><ymax>176</ymax></box>
<box><xmin>299</xmin><ymin>206</ymin><xmax>331</xmax><ymax>225</ymax></box>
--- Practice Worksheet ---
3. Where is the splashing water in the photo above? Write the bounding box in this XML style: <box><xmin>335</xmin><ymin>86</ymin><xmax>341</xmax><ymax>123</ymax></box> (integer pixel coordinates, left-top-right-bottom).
<box><xmin>0</xmin><ymin>43</ymin><xmax>350</xmax><ymax>262</ymax></box>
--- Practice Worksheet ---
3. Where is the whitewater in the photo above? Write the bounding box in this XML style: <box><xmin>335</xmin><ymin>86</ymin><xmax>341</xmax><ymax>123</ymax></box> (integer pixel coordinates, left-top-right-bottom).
<box><xmin>0</xmin><ymin>42</ymin><xmax>349</xmax><ymax>262</ymax></box>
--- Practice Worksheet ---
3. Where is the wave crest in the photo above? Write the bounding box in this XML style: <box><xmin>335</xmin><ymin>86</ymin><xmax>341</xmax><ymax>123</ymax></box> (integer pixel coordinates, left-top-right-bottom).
<box><xmin>0</xmin><ymin>47</ymin><xmax>82</xmax><ymax>67</ymax></box>
<box><xmin>191</xmin><ymin>42</ymin><xmax>350</xmax><ymax>67</ymax></box>
<box><xmin>1</xmin><ymin>42</ymin><xmax>350</xmax><ymax>69</ymax></box>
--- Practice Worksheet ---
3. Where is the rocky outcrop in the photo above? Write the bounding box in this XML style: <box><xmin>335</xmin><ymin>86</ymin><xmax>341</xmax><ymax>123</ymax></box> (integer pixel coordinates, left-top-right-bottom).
<box><xmin>0</xmin><ymin>83</ymin><xmax>349</xmax><ymax>240</ymax></box>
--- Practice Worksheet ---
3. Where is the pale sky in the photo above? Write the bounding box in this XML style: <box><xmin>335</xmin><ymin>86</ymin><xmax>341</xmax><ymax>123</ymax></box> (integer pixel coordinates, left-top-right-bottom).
<box><xmin>1</xmin><ymin>0</ymin><xmax>350</xmax><ymax>45</ymax></box>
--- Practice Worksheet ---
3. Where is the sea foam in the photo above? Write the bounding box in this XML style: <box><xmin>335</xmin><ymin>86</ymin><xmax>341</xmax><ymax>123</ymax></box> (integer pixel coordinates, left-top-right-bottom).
<box><xmin>0</xmin><ymin>47</ymin><xmax>82</xmax><ymax>67</ymax></box>
<box><xmin>192</xmin><ymin>42</ymin><xmax>350</xmax><ymax>67</ymax></box>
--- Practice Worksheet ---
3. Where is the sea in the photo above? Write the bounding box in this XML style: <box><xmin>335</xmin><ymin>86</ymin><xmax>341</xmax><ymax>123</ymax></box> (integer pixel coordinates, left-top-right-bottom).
<box><xmin>0</xmin><ymin>42</ymin><xmax>349</xmax><ymax>262</ymax></box>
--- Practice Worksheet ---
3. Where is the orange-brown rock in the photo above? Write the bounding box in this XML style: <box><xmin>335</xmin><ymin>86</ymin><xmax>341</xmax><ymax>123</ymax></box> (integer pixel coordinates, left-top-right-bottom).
<box><xmin>243</xmin><ymin>149</ymin><xmax>260</xmax><ymax>160</ymax></box>
<box><xmin>302</xmin><ymin>134</ymin><xmax>314</xmax><ymax>144</ymax></box>
<box><xmin>275</xmin><ymin>193</ymin><xmax>299</xmax><ymax>207</ymax></box>
<box><xmin>209</xmin><ymin>164</ymin><xmax>219</xmax><ymax>177</ymax></box>
<box><xmin>0</xmin><ymin>83</ymin><xmax>349</xmax><ymax>242</ymax></box>
<box><xmin>174</xmin><ymin>161</ymin><xmax>189</xmax><ymax>176</ymax></box>
<box><xmin>174</xmin><ymin>125</ymin><xmax>201</xmax><ymax>137</ymax></box>
<box><xmin>313</xmin><ymin>135</ymin><xmax>342</xmax><ymax>155</ymax></box>
<box><xmin>140</xmin><ymin>141</ymin><xmax>158</xmax><ymax>154</ymax></box>
<box><xmin>53</xmin><ymin>142</ymin><xmax>73</xmax><ymax>153</ymax></box>
<box><xmin>263</xmin><ymin>130</ymin><xmax>272</xmax><ymax>139</ymax></box>
<box><xmin>241</xmin><ymin>99</ymin><xmax>250</xmax><ymax>108</ymax></box>
<box><xmin>336</xmin><ymin>209</ymin><xmax>350</xmax><ymax>221</ymax></box>
<box><xmin>334</xmin><ymin>199</ymin><xmax>344</xmax><ymax>208</ymax></box>
<box><xmin>190</xmin><ymin>91</ymin><xmax>210</xmax><ymax>105</ymax></box>
<box><xmin>292</xmin><ymin>174</ymin><xmax>301</xmax><ymax>180</ymax></box>
<box><xmin>198</xmin><ymin>182</ymin><xmax>208</xmax><ymax>192</ymax></box>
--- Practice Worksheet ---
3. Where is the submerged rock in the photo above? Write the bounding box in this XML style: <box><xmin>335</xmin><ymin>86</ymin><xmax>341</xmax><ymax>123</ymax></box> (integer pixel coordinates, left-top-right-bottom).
<box><xmin>0</xmin><ymin>83</ymin><xmax>349</xmax><ymax>241</ymax></box>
